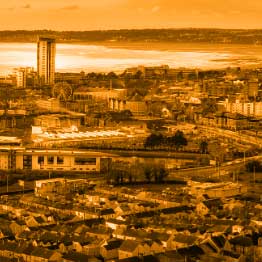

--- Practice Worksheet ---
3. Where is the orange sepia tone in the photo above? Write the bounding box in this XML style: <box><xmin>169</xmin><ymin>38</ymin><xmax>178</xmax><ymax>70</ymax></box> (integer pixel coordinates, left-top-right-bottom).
<box><xmin>0</xmin><ymin>0</ymin><xmax>262</xmax><ymax>30</ymax></box>
<box><xmin>0</xmin><ymin>1</ymin><xmax>261</xmax><ymax>262</ymax></box>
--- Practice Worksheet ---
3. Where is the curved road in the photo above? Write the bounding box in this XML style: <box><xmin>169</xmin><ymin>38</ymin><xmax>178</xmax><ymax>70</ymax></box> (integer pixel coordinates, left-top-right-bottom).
<box><xmin>169</xmin><ymin>155</ymin><xmax>260</xmax><ymax>180</ymax></box>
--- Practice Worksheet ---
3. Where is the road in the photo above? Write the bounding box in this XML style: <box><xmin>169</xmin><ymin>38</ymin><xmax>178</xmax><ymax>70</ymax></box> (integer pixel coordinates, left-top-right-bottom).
<box><xmin>168</xmin><ymin>155</ymin><xmax>260</xmax><ymax>180</ymax></box>
<box><xmin>198</xmin><ymin>125</ymin><xmax>261</xmax><ymax>148</ymax></box>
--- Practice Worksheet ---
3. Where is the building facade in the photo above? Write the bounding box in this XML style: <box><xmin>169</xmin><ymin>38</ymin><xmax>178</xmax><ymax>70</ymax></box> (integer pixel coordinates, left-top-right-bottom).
<box><xmin>0</xmin><ymin>147</ymin><xmax>112</xmax><ymax>172</ymax></box>
<box><xmin>220</xmin><ymin>99</ymin><xmax>262</xmax><ymax>117</ymax></box>
<box><xmin>13</xmin><ymin>67</ymin><xmax>35</xmax><ymax>88</ymax></box>
<box><xmin>37</xmin><ymin>37</ymin><xmax>56</xmax><ymax>85</ymax></box>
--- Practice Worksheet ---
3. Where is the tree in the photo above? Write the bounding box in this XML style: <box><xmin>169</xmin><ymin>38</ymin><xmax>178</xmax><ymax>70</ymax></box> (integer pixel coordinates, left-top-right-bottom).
<box><xmin>107</xmin><ymin>161</ymin><xmax>129</xmax><ymax>185</ymax></box>
<box><xmin>199</xmin><ymin>140</ymin><xmax>208</xmax><ymax>154</ymax></box>
<box><xmin>143</xmin><ymin>165</ymin><xmax>169</xmax><ymax>183</ymax></box>
<box><xmin>144</xmin><ymin>166</ymin><xmax>153</xmax><ymax>183</ymax></box>
<box><xmin>107</xmin><ymin>71</ymin><xmax>118</xmax><ymax>79</ymax></box>
<box><xmin>167</xmin><ymin>130</ymin><xmax>187</xmax><ymax>151</ymax></box>
<box><xmin>156</xmin><ymin>167</ymin><xmax>169</xmax><ymax>182</ymax></box>
<box><xmin>0</xmin><ymin>85</ymin><xmax>27</xmax><ymax>110</ymax></box>
<box><xmin>134</xmin><ymin>70</ymin><xmax>143</xmax><ymax>79</ymax></box>
<box><xmin>246</xmin><ymin>160</ymin><xmax>262</xmax><ymax>172</ymax></box>
<box><xmin>144</xmin><ymin>133</ymin><xmax>164</xmax><ymax>149</ymax></box>
<box><xmin>86</xmin><ymin>72</ymin><xmax>97</xmax><ymax>79</ymax></box>
<box><xmin>188</xmin><ymin>72</ymin><xmax>197</xmax><ymax>81</ymax></box>
<box><xmin>130</xmin><ymin>160</ymin><xmax>144</xmax><ymax>182</ymax></box>
<box><xmin>177</xmin><ymin>71</ymin><xmax>183</xmax><ymax>81</ymax></box>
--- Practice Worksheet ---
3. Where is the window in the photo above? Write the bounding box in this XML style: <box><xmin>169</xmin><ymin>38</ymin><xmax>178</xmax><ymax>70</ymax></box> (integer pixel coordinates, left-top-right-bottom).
<box><xmin>57</xmin><ymin>156</ymin><xmax>64</xmax><ymax>165</ymax></box>
<box><xmin>47</xmin><ymin>156</ymin><xmax>54</xmax><ymax>165</ymax></box>
<box><xmin>38</xmin><ymin>156</ymin><xmax>44</xmax><ymax>165</ymax></box>
<box><xmin>74</xmin><ymin>157</ymin><xmax>96</xmax><ymax>165</ymax></box>
<box><xmin>23</xmin><ymin>155</ymin><xmax>32</xmax><ymax>170</ymax></box>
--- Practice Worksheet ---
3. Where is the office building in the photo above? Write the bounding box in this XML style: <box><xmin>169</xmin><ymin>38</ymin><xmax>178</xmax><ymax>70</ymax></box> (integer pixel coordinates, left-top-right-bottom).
<box><xmin>37</xmin><ymin>37</ymin><xmax>56</xmax><ymax>85</ymax></box>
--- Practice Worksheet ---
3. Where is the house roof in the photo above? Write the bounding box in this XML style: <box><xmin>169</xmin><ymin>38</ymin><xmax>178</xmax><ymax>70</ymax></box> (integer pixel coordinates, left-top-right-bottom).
<box><xmin>222</xmin><ymin>250</ymin><xmax>241</xmax><ymax>259</ymax></box>
<box><xmin>177</xmin><ymin>245</ymin><xmax>204</xmax><ymax>257</ymax></box>
<box><xmin>74</xmin><ymin>235</ymin><xmax>93</xmax><ymax>246</ymax></box>
<box><xmin>143</xmin><ymin>239</ymin><xmax>162</xmax><ymax>247</ymax></box>
<box><xmin>125</xmin><ymin>229</ymin><xmax>148</xmax><ymax>240</ymax></box>
<box><xmin>87</xmin><ymin>226</ymin><xmax>111</xmax><ymax>235</ymax></box>
<box><xmin>173</xmin><ymin>234</ymin><xmax>198</xmax><ymax>245</ymax></box>
<box><xmin>203</xmin><ymin>199</ymin><xmax>223</xmax><ymax>209</ymax></box>
<box><xmin>0</xmin><ymin>241</ymin><xmax>17</xmax><ymax>252</ymax></box>
<box><xmin>157</xmin><ymin>251</ymin><xmax>184</xmax><ymax>261</ymax></box>
<box><xmin>34</xmin><ymin>216</ymin><xmax>45</xmax><ymax>224</ymax></box>
<box><xmin>229</xmin><ymin>236</ymin><xmax>253</xmax><ymax>247</ymax></box>
<box><xmin>199</xmin><ymin>242</ymin><xmax>217</xmax><ymax>253</ymax></box>
<box><xmin>211</xmin><ymin>219</ymin><xmax>237</xmax><ymax>226</ymax></box>
<box><xmin>63</xmin><ymin>251</ymin><xmax>100</xmax><ymax>262</ymax></box>
<box><xmin>142</xmin><ymin>255</ymin><xmax>159</xmax><ymax>262</ymax></box>
<box><xmin>100</xmin><ymin>208</ymin><xmax>115</xmax><ymax>216</ymax></box>
<box><xmin>150</xmin><ymin>232</ymin><xmax>171</xmax><ymax>242</ymax></box>
<box><xmin>211</xmin><ymin>235</ymin><xmax>226</xmax><ymax>248</ymax></box>
<box><xmin>30</xmin><ymin>247</ymin><xmax>60</xmax><ymax>259</ymax></box>
<box><xmin>161</xmin><ymin>205</ymin><xmax>195</xmax><ymax>214</ymax></box>
<box><xmin>14</xmin><ymin>241</ymin><xmax>32</xmax><ymax>254</ymax></box>
<box><xmin>133</xmin><ymin>211</ymin><xmax>155</xmax><ymax>219</ymax></box>
<box><xmin>12</xmin><ymin>220</ymin><xmax>27</xmax><ymax>226</ymax></box>
<box><xmin>22</xmin><ymin>245</ymin><xmax>36</xmax><ymax>255</ymax></box>
<box><xmin>18</xmin><ymin>230</ymin><xmax>36</xmax><ymax>240</ymax></box>
<box><xmin>73</xmin><ymin>86</ymin><xmax>92</xmax><ymax>93</ymax></box>
<box><xmin>106</xmin><ymin>219</ymin><xmax>128</xmax><ymax>225</ymax></box>
<box><xmin>104</xmin><ymin>239</ymin><xmax>123</xmax><ymax>251</ymax></box>
<box><xmin>39</xmin><ymin>231</ymin><xmax>60</xmax><ymax>244</ymax></box>
<box><xmin>117</xmin><ymin>205</ymin><xmax>131</xmax><ymax>212</ymax></box>
<box><xmin>128</xmin><ymin>92</ymin><xmax>144</xmax><ymax>102</ymax></box>
<box><xmin>0</xmin><ymin>256</ymin><xmax>20</xmax><ymax>262</ymax></box>
<box><xmin>119</xmin><ymin>240</ymin><xmax>140</xmax><ymax>252</ymax></box>
<box><xmin>117</xmin><ymin>257</ymin><xmax>140</xmax><ymax>262</ymax></box>
<box><xmin>81</xmin><ymin>218</ymin><xmax>104</xmax><ymax>227</ymax></box>
<box><xmin>60</xmin><ymin>235</ymin><xmax>73</xmax><ymax>246</ymax></box>
<box><xmin>199</xmin><ymin>254</ymin><xmax>226</xmax><ymax>262</ymax></box>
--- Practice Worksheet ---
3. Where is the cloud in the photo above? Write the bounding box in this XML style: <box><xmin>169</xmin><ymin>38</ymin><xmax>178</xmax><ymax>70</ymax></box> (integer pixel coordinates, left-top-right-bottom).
<box><xmin>22</xmin><ymin>4</ymin><xmax>31</xmax><ymax>9</ymax></box>
<box><xmin>60</xmin><ymin>5</ymin><xmax>79</xmax><ymax>11</ymax></box>
<box><xmin>151</xmin><ymin>5</ymin><xmax>160</xmax><ymax>13</ymax></box>
<box><xmin>0</xmin><ymin>6</ymin><xmax>15</xmax><ymax>11</ymax></box>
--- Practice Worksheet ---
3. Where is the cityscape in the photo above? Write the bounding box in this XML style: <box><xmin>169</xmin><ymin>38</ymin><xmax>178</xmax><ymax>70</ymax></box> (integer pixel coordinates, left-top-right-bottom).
<box><xmin>1</xmin><ymin>1</ymin><xmax>262</xmax><ymax>262</ymax></box>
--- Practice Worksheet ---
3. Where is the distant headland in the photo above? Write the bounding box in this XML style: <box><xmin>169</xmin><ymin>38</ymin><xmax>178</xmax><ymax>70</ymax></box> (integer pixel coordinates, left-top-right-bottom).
<box><xmin>1</xmin><ymin>28</ymin><xmax>262</xmax><ymax>45</ymax></box>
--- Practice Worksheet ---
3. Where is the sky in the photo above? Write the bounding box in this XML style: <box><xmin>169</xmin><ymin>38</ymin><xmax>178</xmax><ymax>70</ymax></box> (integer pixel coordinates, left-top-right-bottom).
<box><xmin>0</xmin><ymin>0</ymin><xmax>262</xmax><ymax>30</ymax></box>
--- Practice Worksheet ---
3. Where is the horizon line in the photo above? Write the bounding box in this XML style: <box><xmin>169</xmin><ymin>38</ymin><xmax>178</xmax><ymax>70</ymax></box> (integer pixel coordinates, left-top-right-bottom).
<box><xmin>2</xmin><ymin>27</ymin><xmax>262</xmax><ymax>32</ymax></box>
